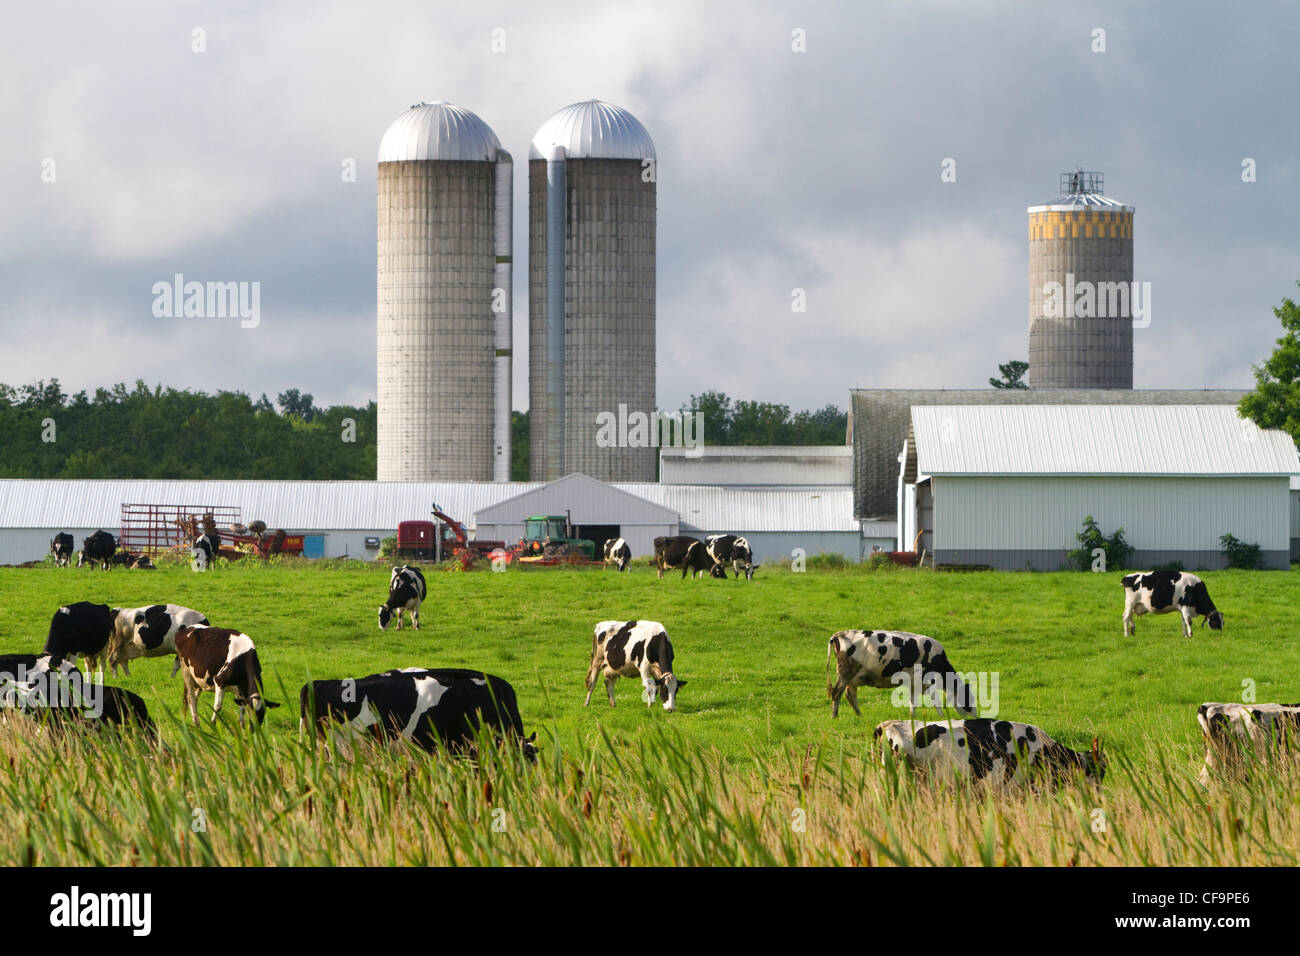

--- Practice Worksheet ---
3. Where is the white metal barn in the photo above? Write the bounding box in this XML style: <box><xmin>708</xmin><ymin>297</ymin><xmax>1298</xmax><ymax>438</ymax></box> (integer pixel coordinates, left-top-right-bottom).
<box><xmin>899</xmin><ymin>405</ymin><xmax>1300</xmax><ymax>571</ymax></box>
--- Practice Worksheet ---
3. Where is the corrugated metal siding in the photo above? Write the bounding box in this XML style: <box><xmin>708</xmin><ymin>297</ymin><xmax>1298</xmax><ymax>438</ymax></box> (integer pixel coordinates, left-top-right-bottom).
<box><xmin>661</xmin><ymin>446</ymin><xmax>852</xmax><ymax>486</ymax></box>
<box><xmin>934</xmin><ymin>476</ymin><xmax>1289</xmax><ymax>552</ymax></box>
<box><xmin>913</xmin><ymin>405</ymin><xmax>1299</xmax><ymax>476</ymax></box>
<box><xmin>617</xmin><ymin>484</ymin><xmax>856</xmax><ymax>532</ymax></box>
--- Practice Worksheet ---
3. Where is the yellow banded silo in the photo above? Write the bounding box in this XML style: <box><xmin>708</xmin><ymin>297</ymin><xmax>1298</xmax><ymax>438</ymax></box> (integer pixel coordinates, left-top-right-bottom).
<box><xmin>377</xmin><ymin>101</ymin><xmax>513</xmax><ymax>481</ymax></box>
<box><xmin>1028</xmin><ymin>170</ymin><xmax>1135</xmax><ymax>389</ymax></box>
<box><xmin>528</xmin><ymin>99</ymin><xmax>657</xmax><ymax>482</ymax></box>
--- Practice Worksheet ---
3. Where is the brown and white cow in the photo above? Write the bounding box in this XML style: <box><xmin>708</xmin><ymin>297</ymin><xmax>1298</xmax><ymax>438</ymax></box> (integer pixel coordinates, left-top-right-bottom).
<box><xmin>874</xmin><ymin>718</ymin><xmax>1106</xmax><ymax>786</ymax></box>
<box><xmin>172</xmin><ymin>626</ymin><xmax>280</xmax><ymax>726</ymax></box>
<box><xmin>827</xmin><ymin>629</ymin><xmax>979</xmax><ymax>719</ymax></box>
<box><xmin>1121</xmin><ymin>570</ymin><xmax>1223</xmax><ymax>638</ymax></box>
<box><xmin>1196</xmin><ymin>701</ymin><xmax>1300</xmax><ymax>784</ymax></box>
<box><xmin>584</xmin><ymin>620</ymin><xmax>686</xmax><ymax>712</ymax></box>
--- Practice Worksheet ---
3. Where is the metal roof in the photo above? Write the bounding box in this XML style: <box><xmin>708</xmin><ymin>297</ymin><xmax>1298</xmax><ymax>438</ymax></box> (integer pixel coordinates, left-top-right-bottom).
<box><xmin>378</xmin><ymin>101</ymin><xmax>502</xmax><ymax>163</ymax></box>
<box><xmin>528</xmin><ymin>99</ymin><xmax>656</xmax><ymax>161</ymax></box>
<box><xmin>911</xmin><ymin>405</ymin><xmax>1300</xmax><ymax>477</ymax></box>
<box><xmin>0</xmin><ymin>480</ymin><xmax>534</xmax><ymax>531</ymax></box>
<box><xmin>1028</xmin><ymin>168</ymin><xmax>1133</xmax><ymax>212</ymax></box>
<box><xmin>0</xmin><ymin>477</ymin><xmax>854</xmax><ymax>534</ymax></box>
<box><xmin>475</xmin><ymin>473</ymin><xmax>678</xmax><ymax>526</ymax></box>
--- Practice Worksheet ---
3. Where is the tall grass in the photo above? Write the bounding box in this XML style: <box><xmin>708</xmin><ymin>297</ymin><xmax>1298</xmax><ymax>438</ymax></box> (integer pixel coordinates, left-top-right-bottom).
<box><xmin>1</xmin><ymin>715</ymin><xmax>1296</xmax><ymax>866</ymax></box>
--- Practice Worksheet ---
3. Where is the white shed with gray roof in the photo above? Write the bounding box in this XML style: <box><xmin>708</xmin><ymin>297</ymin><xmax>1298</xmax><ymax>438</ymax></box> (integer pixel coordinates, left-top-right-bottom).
<box><xmin>900</xmin><ymin>405</ymin><xmax>1299</xmax><ymax>571</ymax></box>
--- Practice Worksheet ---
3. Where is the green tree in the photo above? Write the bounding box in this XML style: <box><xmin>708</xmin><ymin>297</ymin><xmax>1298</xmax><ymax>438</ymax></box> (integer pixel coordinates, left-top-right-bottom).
<box><xmin>511</xmin><ymin>410</ymin><xmax>529</xmax><ymax>481</ymax></box>
<box><xmin>990</xmin><ymin>360</ymin><xmax>1029</xmax><ymax>389</ymax></box>
<box><xmin>1239</xmin><ymin>282</ymin><xmax>1300</xmax><ymax>442</ymax></box>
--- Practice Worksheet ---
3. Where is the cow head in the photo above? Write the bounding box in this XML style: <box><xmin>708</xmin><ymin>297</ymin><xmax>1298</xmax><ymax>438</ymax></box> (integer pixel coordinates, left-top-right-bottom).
<box><xmin>76</xmin><ymin>550</ymin><xmax>88</xmax><ymax>568</ymax></box>
<box><xmin>1206</xmin><ymin>610</ymin><xmax>1224</xmax><ymax>631</ymax></box>
<box><xmin>235</xmin><ymin>693</ymin><xmax>282</xmax><ymax>725</ymax></box>
<box><xmin>742</xmin><ymin>562</ymin><xmax>756</xmax><ymax>581</ymax></box>
<box><xmin>709</xmin><ymin>563</ymin><xmax>727</xmax><ymax>579</ymax></box>
<box><xmin>521</xmin><ymin>731</ymin><xmax>539</xmax><ymax>764</ymax></box>
<box><xmin>655</xmin><ymin>673</ymin><xmax>687</xmax><ymax>712</ymax></box>
<box><xmin>378</xmin><ymin>606</ymin><xmax>394</xmax><ymax>631</ymax></box>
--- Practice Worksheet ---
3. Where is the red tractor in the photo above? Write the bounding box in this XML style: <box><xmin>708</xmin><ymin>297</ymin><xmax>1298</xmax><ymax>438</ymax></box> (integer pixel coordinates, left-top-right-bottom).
<box><xmin>395</xmin><ymin>507</ymin><xmax>503</xmax><ymax>569</ymax></box>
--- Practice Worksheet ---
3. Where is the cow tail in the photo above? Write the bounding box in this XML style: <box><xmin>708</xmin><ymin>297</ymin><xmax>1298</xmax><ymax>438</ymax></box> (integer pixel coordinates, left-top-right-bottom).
<box><xmin>826</xmin><ymin>638</ymin><xmax>835</xmax><ymax>699</ymax></box>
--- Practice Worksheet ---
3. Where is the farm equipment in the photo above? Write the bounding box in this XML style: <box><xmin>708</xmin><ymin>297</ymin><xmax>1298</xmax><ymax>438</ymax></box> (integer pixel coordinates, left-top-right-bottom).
<box><xmin>506</xmin><ymin>514</ymin><xmax>598</xmax><ymax>565</ymax></box>
<box><xmin>394</xmin><ymin>507</ymin><xmax>503</xmax><ymax>568</ymax></box>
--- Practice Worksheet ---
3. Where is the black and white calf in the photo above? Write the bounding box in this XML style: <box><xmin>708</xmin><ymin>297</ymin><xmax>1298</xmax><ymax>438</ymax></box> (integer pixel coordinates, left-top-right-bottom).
<box><xmin>1121</xmin><ymin>570</ymin><xmax>1224</xmax><ymax>638</ymax></box>
<box><xmin>77</xmin><ymin>530</ymin><xmax>116</xmax><ymax>571</ymax></box>
<box><xmin>108</xmin><ymin>604</ymin><xmax>209</xmax><ymax>676</ymax></box>
<box><xmin>826</xmin><ymin>629</ymin><xmax>978</xmax><ymax>719</ymax></box>
<box><xmin>874</xmin><ymin>718</ymin><xmax>1106</xmax><ymax>785</ymax></box>
<box><xmin>301</xmin><ymin>668</ymin><xmax>537</xmax><ymax>760</ymax></box>
<box><xmin>706</xmin><ymin>534</ymin><xmax>755</xmax><ymax>580</ymax></box>
<box><xmin>1196</xmin><ymin>701</ymin><xmax>1300</xmax><ymax>784</ymax></box>
<box><xmin>50</xmin><ymin>533</ymin><xmax>74</xmax><ymax>567</ymax></box>
<box><xmin>172</xmin><ymin>626</ymin><xmax>280</xmax><ymax>726</ymax></box>
<box><xmin>603</xmin><ymin>538</ymin><xmax>632</xmax><ymax>572</ymax></box>
<box><xmin>43</xmin><ymin>602</ymin><xmax>116</xmax><ymax>676</ymax></box>
<box><xmin>191</xmin><ymin>533</ymin><xmax>217</xmax><ymax>571</ymax></box>
<box><xmin>584</xmin><ymin>620</ymin><xmax>686</xmax><ymax>712</ymax></box>
<box><xmin>379</xmin><ymin>566</ymin><xmax>427</xmax><ymax>630</ymax></box>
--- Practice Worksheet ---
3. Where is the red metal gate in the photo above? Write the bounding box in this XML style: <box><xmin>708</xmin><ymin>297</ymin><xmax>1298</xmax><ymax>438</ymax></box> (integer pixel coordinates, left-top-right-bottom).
<box><xmin>119</xmin><ymin>503</ymin><xmax>241</xmax><ymax>557</ymax></box>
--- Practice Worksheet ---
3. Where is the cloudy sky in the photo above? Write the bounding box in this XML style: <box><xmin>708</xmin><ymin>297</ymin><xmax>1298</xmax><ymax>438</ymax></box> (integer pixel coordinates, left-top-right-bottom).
<box><xmin>2</xmin><ymin>1</ymin><xmax>1296</xmax><ymax>413</ymax></box>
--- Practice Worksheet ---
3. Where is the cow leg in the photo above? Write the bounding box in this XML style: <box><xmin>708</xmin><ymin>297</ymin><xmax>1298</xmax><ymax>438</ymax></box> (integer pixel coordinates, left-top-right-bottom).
<box><xmin>830</xmin><ymin>682</ymin><xmax>844</xmax><ymax>718</ymax></box>
<box><xmin>211</xmin><ymin>685</ymin><xmax>225</xmax><ymax>723</ymax></box>
<box><xmin>1182</xmin><ymin>609</ymin><xmax>1194</xmax><ymax>639</ymax></box>
<box><xmin>584</xmin><ymin>659</ymin><xmax>602</xmax><ymax>706</ymax></box>
<box><xmin>605</xmin><ymin>675</ymin><xmax>618</xmax><ymax>708</ymax></box>
<box><xmin>1122</xmin><ymin>606</ymin><xmax>1134</xmax><ymax>636</ymax></box>
<box><xmin>845</xmin><ymin>685</ymin><xmax>861</xmax><ymax>717</ymax></box>
<box><xmin>642</xmin><ymin>675</ymin><xmax>658</xmax><ymax>709</ymax></box>
<box><xmin>411</xmin><ymin>606</ymin><xmax>420</xmax><ymax>630</ymax></box>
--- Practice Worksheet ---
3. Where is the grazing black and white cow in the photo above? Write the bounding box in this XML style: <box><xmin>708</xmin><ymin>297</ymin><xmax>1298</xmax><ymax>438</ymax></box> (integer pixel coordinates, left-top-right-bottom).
<box><xmin>108</xmin><ymin>604</ymin><xmax>209</xmax><ymax>676</ymax></box>
<box><xmin>43</xmin><ymin>602</ymin><xmax>115</xmax><ymax>676</ymax></box>
<box><xmin>1196</xmin><ymin>701</ymin><xmax>1300</xmax><ymax>784</ymax></box>
<box><xmin>584</xmin><ymin>620</ymin><xmax>686</xmax><ymax>712</ymax></box>
<box><xmin>77</xmin><ymin>530</ymin><xmax>116</xmax><ymax>571</ymax></box>
<box><xmin>706</xmin><ymin>534</ymin><xmax>755</xmax><ymax>580</ymax></box>
<box><xmin>300</xmin><ymin>668</ymin><xmax>537</xmax><ymax>760</ymax></box>
<box><xmin>653</xmin><ymin>536</ymin><xmax>723</xmax><ymax>580</ymax></box>
<box><xmin>50</xmin><ymin>533</ymin><xmax>74</xmax><ymax>567</ymax></box>
<box><xmin>0</xmin><ymin>653</ymin><xmax>153</xmax><ymax>736</ymax></box>
<box><xmin>172</xmin><ymin>626</ymin><xmax>280</xmax><ymax>726</ymax></box>
<box><xmin>874</xmin><ymin>718</ymin><xmax>1106</xmax><ymax>786</ymax></box>
<box><xmin>191</xmin><ymin>533</ymin><xmax>217</xmax><ymax>571</ymax></box>
<box><xmin>379</xmin><ymin>566</ymin><xmax>427</xmax><ymax>630</ymax></box>
<box><xmin>602</xmin><ymin>538</ymin><xmax>632</xmax><ymax>572</ymax></box>
<box><xmin>826</xmin><ymin>629</ymin><xmax>978</xmax><ymax>719</ymax></box>
<box><xmin>1121</xmin><ymin>570</ymin><xmax>1224</xmax><ymax>638</ymax></box>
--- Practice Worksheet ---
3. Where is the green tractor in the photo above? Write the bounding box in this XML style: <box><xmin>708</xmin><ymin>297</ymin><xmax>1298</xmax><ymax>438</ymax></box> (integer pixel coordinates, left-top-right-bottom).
<box><xmin>514</xmin><ymin>514</ymin><xmax>597</xmax><ymax>563</ymax></box>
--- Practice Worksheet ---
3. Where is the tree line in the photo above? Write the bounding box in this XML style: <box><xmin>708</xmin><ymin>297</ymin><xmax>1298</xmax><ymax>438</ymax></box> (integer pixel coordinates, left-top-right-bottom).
<box><xmin>0</xmin><ymin>382</ymin><xmax>848</xmax><ymax>481</ymax></box>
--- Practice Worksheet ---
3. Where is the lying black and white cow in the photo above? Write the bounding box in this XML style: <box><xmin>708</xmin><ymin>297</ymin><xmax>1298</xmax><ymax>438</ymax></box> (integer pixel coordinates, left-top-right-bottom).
<box><xmin>602</xmin><ymin>538</ymin><xmax>632</xmax><ymax>572</ymax></box>
<box><xmin>301</xmin><ymin>668</ymin><xmax>537</xmax><ymax>760</ymax></box>
<box><xmin>0</xmin><ymin>653</ymin><xmax>154</xmax><ymax>736</ymax></box>
<box><xmin>77</xmin><ymin>530</ymin><xmax>116</xmax><ymax>571</ymax></box>
<box><xmin>584</xmin><ymin>620</ymin><xmax>686</xmax><ymax>712</ymax></box>
<box><xmin>874</xmin><ymin>718</ymin><xmax>1106</xmax><ymax>786</ymax></box>
<box><xmin>50</xmin><ymin>533</ymin><xmax>74</xmax><ymax>567</ymax></box>
<box><xmin>1196</xmin><ymin>701</ymin><xmax>1300</xmax><ymax>784</ymax></box>
<box><xmin>379</xmin><ymin>566</ymin><xmax>427</xmax><ymax>630</ymax></box>
<box><xmin>109</xmin><ymin>551</ymin><xmax>155</xmax><ymax>570</ymax></box>
<box><xmin>1121</xmin><ymin>570</ymin><xmax>1224</xmax><ymax>638</ymax></box>
<box><xmin>706</xmin><ymin>534</ymin><xmax>755</xmax><ymax>580</ymax></box>
<box><xmin>108</xmin><ymin>604</ymin><xmax>209</xmax><ymax>676</ymax></box>
<box><xmin>172</xmin><ymin>625</ymin><xmax>280</xmax><ymax>726</ymax></box>
<box><xmin>827</xmin><ymin>629</ymin><xmax>978</xmax><ymax>719</ymax></box>
<box><xmin>191</xmin><ymin>533</ymin><xmax>218</xmax><ymax>571</ymax></box>
<box><xmin>43</xmin><ymin>602</ymin><xmax>116</xmax><ymax>676</ymax></box>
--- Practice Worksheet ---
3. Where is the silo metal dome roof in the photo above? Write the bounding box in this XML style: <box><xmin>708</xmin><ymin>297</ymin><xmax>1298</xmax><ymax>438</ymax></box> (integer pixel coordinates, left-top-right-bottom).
<box><xmin>529</xmin><ymin>99</ymin><xmax>656</xmax><ymax>161</ymax></box>
<box><xmin>378</xmin><ymin>101</ymin><xmax>502</xmax><ymax>163</ymax></box>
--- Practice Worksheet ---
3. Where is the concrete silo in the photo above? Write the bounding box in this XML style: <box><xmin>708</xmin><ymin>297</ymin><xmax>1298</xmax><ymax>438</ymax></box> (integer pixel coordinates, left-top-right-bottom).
<box><xmin>528</xmin><ymin>99</ymin><xmax>657</xmax><ymax>482</ymax></box>
<box><xmin>377</xmin><ymin>101</ymin><xmax>513</xmax><ymax>481</ymax></box>
<box><xmin>1027</xmin><ymin>170</ymin><xmax>1135</xmax><ymax>389</ymax></box>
